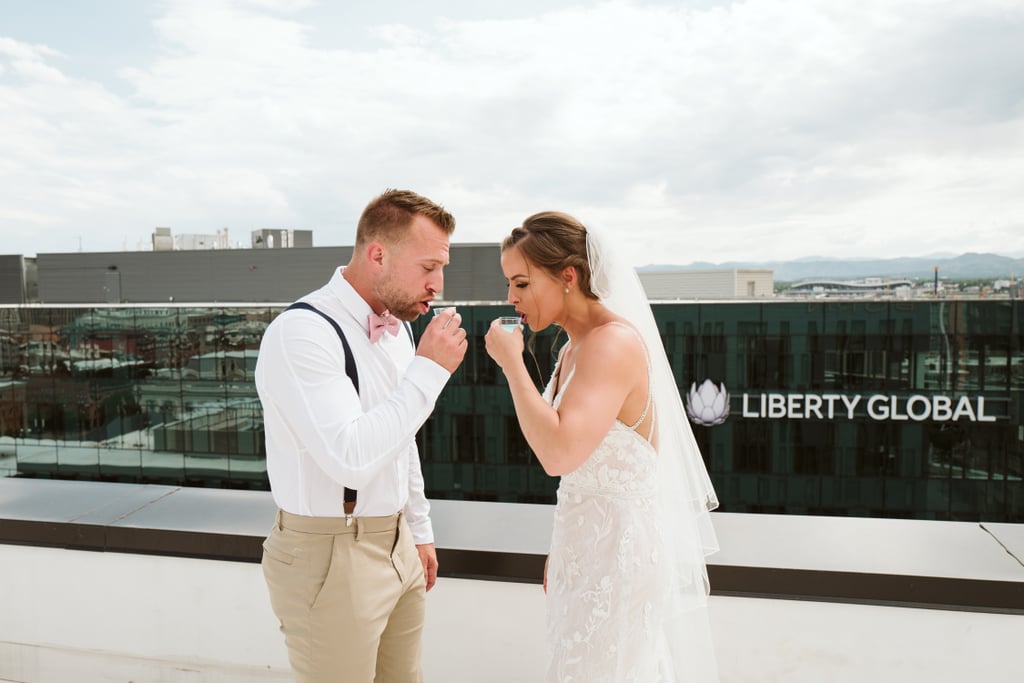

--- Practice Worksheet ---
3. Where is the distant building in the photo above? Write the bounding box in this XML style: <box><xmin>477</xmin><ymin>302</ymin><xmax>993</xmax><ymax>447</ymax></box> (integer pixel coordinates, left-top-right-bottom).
<box><xmin>0</xmin><ymin>378</ymin><xmax>27</xmax><ymax>437</ymax></box>
<box><xmin>12</xmin><ymin>250</ymin><xmax>774</xmax><ymax>304</ymax></box>
<box><xmin>152</xmin><ymin>227</ymin><xmax>231</xmax><ymax>251</ymax></box>
<box><xmin>638</xmin><ymin>269</ymin><xmax>774</xmax><ymax>299</ymax></box>
<box><xmin>787</xmin><ymin>277</ymin><xmax>914</xmax><ymax>296</ymax></box>
<box><xmin>0</xmin><ymin>255</ymin><xmax>29</xmax><ymax>304</ymax></box>
<box><xmin>174</xmin><ymin>228</ymin><xmax>230</xmax><ymax>251</ymax></box>
<box><xmin>152</xmin><ymin>228</ymin><xmax>173</xmax><ymax>252</ymax></box>
<box><xmin>29</xmin><ymin>244</ymin><xmax>507</xmax><ymax>304</ymax></box>
<box><xmin>250</xmin><ymin>229</ymin><xmax>312</xmax><ymax>249</ymax></box>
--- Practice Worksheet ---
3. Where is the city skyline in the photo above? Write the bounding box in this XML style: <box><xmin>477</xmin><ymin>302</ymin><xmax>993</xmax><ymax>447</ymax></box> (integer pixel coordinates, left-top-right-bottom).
<box><xmin>2</xmin><ymin>0</ymin><xmax>1023</xmax><ymax>267</ymax></box>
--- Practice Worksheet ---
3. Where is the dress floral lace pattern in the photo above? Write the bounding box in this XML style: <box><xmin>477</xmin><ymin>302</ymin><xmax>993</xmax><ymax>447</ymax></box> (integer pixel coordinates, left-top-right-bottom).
<box><xmin>543</xmin><ymin>359</ymin><xmax>674</xmax><ymax>682</ymax></box>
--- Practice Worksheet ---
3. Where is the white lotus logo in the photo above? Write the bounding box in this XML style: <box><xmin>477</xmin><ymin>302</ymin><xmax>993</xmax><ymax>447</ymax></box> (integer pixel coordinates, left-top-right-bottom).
<box><xmin>686</xmin><ymin>379</ymin><xmax>730</xmax><ymax>426</ymax></box>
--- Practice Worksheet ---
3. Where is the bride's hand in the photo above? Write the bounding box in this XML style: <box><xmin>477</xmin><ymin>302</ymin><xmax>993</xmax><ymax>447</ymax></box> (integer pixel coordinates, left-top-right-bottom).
<box><xmin>484</xmin><ymin>319</ymin><xmax>524</xmax><ymax>369</ymax></box>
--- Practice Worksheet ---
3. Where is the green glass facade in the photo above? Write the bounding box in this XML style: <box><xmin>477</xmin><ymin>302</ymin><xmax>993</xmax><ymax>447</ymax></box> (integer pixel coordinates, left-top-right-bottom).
<box><xmin>0</xmin><ymin>300</ymin><xmax>1020</xmax><ymax>521</ymax></box>
<box><xmin>653</xmin><ymin>300</ymin><xmax>1021</xmax><ymax>521</ymax></box>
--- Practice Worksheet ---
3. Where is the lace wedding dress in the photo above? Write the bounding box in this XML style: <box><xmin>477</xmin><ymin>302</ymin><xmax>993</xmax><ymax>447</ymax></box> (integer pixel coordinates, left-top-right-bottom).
<box><xmin>543</xmin><ymin>330</ymin><xmax>719</xmax><ymax>683</ymax></box>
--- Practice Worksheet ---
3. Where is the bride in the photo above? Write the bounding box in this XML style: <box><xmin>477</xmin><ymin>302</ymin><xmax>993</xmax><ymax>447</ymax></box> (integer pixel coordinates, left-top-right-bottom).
<box><xmin>484</xmin><ymin>211</ymin><xmax>720</xmax><ymax>682</ymax></box>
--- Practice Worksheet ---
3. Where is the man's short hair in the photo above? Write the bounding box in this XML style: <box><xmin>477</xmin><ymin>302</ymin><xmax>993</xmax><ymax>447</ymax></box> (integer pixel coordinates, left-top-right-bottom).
<box><xmin>355</xmin><ymin>189</ymin><xmax>455</xmax><ymax>247</ymax></box>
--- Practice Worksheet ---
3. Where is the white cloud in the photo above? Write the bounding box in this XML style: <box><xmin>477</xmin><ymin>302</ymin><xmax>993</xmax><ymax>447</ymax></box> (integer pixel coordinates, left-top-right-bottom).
<box><xmin>1</xmin><ymin>0</ymin><xmax>1022</xmax><ymax>265</ymax></box>
<box><xmin>0</xmin><ymin>36</ymin><xmax>62</xmax><ymax>61</ymax></box>
<box><xmin>12</xmin><ymin>59</ymin><xmax>67</xmax><ymax>83</ymax></box>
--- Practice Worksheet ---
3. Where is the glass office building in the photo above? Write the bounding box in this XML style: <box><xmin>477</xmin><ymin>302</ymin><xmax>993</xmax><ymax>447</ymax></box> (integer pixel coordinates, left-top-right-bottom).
<box><xmin>0</xmin><ymin>299</ymin><xmax>1020</xmax><ymax>521</ymax></box>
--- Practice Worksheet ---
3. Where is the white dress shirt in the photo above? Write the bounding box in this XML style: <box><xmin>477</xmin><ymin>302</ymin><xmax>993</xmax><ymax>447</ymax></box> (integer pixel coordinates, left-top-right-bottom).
<box><xmin>255</xmin><ymin>268</ymin><xmax>449</xmax><ymax>544</ymax></box>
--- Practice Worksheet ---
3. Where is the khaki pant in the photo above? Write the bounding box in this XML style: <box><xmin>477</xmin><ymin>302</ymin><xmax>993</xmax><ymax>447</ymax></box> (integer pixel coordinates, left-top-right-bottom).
<box><xmin>262</xmin><ymin>509</ymin><xmax>426</xmax><ymax>683</ymax></box>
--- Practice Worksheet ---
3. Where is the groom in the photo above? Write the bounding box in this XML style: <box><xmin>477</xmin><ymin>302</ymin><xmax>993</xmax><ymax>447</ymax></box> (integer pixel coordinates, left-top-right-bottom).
<box><xmin>256</xmin><ymin>189</ymin><xmax>468</xmax><ymax>682</ymax></box>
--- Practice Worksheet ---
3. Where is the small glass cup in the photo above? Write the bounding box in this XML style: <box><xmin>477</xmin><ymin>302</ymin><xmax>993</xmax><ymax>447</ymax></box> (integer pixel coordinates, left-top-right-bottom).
<box><xmin>433</xmin><ymin>306</ymin><xmax>456</xmax><ymax>328</ymax></box>
<box><xmin>498</xmin><ymin>315</ymin><xmax>523</xmax><ymax>332</ymax></box>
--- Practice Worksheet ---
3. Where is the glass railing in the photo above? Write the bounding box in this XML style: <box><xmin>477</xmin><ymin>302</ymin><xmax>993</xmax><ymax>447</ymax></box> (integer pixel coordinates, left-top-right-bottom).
<box><xmin>0</xmin><ymin>300</ymin><xmax>1020</xmax><ymax>521</ymax></box>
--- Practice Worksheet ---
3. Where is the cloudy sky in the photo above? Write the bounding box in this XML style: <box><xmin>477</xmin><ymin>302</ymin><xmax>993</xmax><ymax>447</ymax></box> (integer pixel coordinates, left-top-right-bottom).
<box><xmin>2</xmin><ymin>0</ymin><xmax>1023</xmax><ymax>266</ymax></box>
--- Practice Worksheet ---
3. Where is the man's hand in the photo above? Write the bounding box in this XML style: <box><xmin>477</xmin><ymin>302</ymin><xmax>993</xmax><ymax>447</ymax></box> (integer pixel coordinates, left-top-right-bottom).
<box><xmin>416</xmin><ymin>543</ymin><xmax>438</xmax><ymax>592</ymax></box>
<box><xmin>416</xmin><ymin>311</ymin><xmax>467</xmax><ymax>373</ymax></box>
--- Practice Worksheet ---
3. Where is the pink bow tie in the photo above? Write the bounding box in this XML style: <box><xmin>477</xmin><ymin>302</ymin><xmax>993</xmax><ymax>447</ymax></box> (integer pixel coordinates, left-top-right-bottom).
<box><xmin>368</xmin><ymin>310</ymin><xmax>401</xmax><ymax>343</ymax></box>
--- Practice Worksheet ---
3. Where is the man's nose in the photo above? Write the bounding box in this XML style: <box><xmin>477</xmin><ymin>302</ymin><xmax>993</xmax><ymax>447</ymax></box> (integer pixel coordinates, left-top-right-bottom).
<box><xmin>428</xmin><ymin>269</ymin><xmax>444</xmax><ymax>294</ymax></box>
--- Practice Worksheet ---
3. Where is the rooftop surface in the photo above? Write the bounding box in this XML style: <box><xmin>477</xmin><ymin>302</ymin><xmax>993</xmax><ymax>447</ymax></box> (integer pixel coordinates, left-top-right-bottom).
<box><xmin>0</xmin><ymin>477</ymin><xmax>1021</xmax><ymax>682</ymax></box>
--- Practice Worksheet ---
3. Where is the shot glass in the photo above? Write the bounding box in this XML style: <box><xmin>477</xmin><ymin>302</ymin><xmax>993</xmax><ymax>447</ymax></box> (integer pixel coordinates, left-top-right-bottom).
<box><xmin>433</xmin><ymin>306</ymin><xmax>456</xmax><ymax>328</ymax></box>
<box><xmin>498</xmin><ymin>315</ymin><xmax>523</xmax><ymax>332</ymax></box>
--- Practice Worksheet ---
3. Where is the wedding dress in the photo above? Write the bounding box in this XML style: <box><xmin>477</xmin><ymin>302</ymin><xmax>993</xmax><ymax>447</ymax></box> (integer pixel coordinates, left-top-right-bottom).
<box><xmin>542</xmin><ymin>327</ymin><xmax>719</xmax><ymax>683</ymax></box>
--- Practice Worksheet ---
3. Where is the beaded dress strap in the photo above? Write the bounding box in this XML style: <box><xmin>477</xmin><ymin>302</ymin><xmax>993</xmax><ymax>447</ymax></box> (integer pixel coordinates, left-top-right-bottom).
<box><xmin>605</xmin><ymin>322</ymin><xmax>654</xmax><ymax>434</ymax></box>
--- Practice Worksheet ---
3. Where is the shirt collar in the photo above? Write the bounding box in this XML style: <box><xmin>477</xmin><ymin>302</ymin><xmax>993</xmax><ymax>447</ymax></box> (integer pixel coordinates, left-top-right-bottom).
<box><xmin>326</xmin><ymin>267</ymin><xmax>376</xmax><ymax>337</ymax></box>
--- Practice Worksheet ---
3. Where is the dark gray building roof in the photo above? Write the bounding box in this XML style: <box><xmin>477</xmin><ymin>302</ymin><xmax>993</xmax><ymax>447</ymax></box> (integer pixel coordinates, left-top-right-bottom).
<box><xmin>29</xmin><ymin>244</ymin><xmax>506</xmax><ymax>304</ymax></box>
<box><xmin>0</xmin><ymin>255</ymin><xmax>27</xmax><ymax>305</ymax></box>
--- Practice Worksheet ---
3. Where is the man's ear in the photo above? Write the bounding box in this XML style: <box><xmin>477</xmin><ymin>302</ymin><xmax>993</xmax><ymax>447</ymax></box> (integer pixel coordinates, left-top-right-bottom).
<box><xmin>366</xmin><ymin>242</ymin><xmax>386</xmax><ymax>272</ymax></box>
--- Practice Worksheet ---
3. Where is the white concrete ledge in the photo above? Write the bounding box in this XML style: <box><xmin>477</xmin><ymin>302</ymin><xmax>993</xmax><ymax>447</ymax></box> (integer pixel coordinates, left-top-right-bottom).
<box><xmin>1</xmin><ymin>477</ymin><xmax>1022</xmax><ymax>613</ymax></box>
<box><xmin>3</xmin><ymin>478</ymin><xmax>1021</xmax><ymax>582</ymax></box>
<box><xmin>1</xmin><ymin>544</ymin><xmax>1021</xmax><ymax>683</ymax></box>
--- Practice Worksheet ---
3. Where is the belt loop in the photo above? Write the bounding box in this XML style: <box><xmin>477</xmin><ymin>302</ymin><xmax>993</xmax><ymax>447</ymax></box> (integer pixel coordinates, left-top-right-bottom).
<box><xmin>355</xmin><ymin>517</ymin><xmax>364</xmax><ymax>542</ymax></box>
<box><xmin>275</xmin><ymin>509</ymin><xmax>283</xmax><ymax>531</ymax></box>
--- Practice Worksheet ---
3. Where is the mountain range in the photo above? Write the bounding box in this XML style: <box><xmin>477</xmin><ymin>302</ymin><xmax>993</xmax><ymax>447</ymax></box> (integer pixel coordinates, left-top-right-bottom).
<box><xmin>640</xmin><ymin>252</ymin><xmax>1024</xmax><ymax>282</ymax></box>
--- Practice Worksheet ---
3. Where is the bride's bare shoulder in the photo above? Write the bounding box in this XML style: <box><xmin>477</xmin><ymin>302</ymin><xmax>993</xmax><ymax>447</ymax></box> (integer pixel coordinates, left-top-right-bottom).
<box><xmin>579</xmin><ymin>320</ymin><xmax>644</xmax><ymax>366</ymax></box>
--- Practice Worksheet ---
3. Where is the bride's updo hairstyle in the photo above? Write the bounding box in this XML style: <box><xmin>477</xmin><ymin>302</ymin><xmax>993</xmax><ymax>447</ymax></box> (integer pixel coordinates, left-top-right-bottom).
<box><xmin>502</xmin><ymin>211</ymin><xmax>599</xmax><ymax>301</ymax></box>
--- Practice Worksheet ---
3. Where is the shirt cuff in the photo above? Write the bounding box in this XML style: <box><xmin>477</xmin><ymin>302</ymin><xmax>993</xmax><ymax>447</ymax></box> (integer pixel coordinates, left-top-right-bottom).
<box><xmin>406</xmin><ymin>515</ymin><xmax>435</xmax><ymax>545</ymax></box>
<box><xmin>403</xmin><ymin>356</ymin><xmax>451</xmax><ymax>399</ymax></box>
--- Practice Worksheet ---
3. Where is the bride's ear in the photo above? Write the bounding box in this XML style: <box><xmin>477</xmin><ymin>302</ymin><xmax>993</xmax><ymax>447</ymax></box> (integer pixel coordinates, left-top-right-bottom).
<box><xmin>561</xmin><ymin>266</ymin><xmax>578</xmax><ymax>291</ymax></box>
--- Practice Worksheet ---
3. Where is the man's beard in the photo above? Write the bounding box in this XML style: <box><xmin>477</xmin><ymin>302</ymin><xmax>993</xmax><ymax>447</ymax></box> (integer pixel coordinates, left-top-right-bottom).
<box><xmin>374</xmin><ymin>278</ymin><xmax>422</xmax><ymax>322</ymax></box>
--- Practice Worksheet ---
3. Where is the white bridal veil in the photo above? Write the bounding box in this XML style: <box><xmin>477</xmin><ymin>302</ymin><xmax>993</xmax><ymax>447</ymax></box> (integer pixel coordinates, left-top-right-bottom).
<box><xmin>585</xmin><ymin>222</ymin><xmax>720</xmax><ymax>609</ymax></box>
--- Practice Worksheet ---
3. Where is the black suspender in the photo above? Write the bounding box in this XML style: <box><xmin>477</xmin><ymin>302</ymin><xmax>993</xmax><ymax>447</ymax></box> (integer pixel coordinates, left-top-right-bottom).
<box><xmin>283</xmin><ymin>301</ymin><xmax>414</xmax><ymax>512</ymax></box>
<box><xmin>286</xmin><ymin>302</ymin><xmax>360</xmax><ymax>391</ymax></box>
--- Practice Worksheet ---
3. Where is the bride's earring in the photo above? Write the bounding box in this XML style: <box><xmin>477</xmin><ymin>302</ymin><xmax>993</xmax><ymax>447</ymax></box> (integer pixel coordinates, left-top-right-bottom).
<box><xmin>563</xmin><ymin>287</ymin><xmax>569</xmax><ymax>294</ymax></box>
